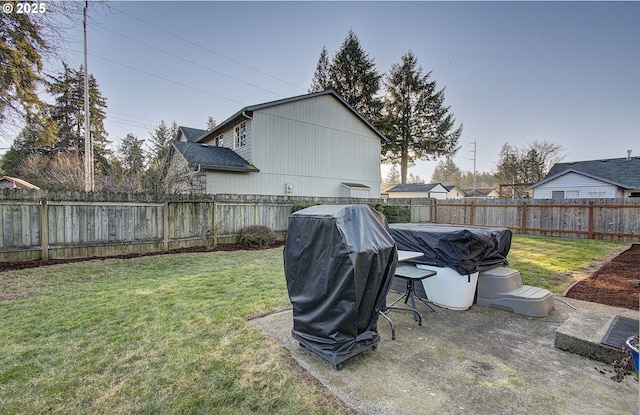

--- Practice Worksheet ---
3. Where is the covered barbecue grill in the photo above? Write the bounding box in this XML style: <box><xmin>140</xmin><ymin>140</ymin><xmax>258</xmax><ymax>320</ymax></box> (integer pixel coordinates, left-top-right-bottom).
<box><xmin>283</xmin><ymin>205</ymin><xmax>398</xmax><ymax>370</ymax></box>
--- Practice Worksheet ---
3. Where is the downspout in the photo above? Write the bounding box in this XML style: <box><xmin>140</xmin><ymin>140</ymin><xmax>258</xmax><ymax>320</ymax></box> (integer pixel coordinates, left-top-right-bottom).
<box><xmin>242</xmin><ymin>111</ymin><xmax>253</xmax><ymax>120</ymax></box>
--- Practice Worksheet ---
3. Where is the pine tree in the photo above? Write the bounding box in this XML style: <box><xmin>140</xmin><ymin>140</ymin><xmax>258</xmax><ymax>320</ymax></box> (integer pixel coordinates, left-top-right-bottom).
<box><xmin>0</xmin><ymin>11</ymin><xmax>57</xmax><ymax>144</ymax></box>
<box><xmin>148</xmin><ymin>120</ymin><xmax>177</xmax><ymax>164</ymax></box>
<box><xmin>328</xmin><ymin>30</ymin><xmax>382</xmax><ymax>122</ymax></box>
<box><xmin>431</xmin><ymin>158</ymin><xmax>462</xmax><ymax>185</ymax></box>
<box><xmin>48</xmin><ymin>63</ymin><xmax>110</xmax><ymax>173</ymax></box>
<box><xmin>0</xmin><ymin>126</ymin><xmax>39</xmax><ymax>176</ymax></box>
<box><xmin>382</xmin><ymin>51</ymin><xmax>462</xmax><ymax>183</ymax></box>
<box><xmin>309</xmin><ymin>46</ymin><xmax>331</xmax><ymax>93</ymax></box>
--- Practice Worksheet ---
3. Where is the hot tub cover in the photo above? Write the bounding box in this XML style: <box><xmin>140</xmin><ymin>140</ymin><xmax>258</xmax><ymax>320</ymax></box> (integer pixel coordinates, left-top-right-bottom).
<box><xmin>389</xmin><ymin>223</ymin><xmax>512</xmax><ymax>275</ymax></box>
<box><xmin>284</xmin><ymin>205</ymin><xmax>397</xmax><ymax>362</ymax></box>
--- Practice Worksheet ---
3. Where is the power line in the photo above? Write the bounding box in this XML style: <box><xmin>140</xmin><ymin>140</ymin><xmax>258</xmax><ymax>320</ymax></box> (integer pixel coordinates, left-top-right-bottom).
<box><xmin>94</xmin><ymin>25</ymin><xmax>286</xmax><ymax>98</ymax></box>
<box><xmin>79</xmin><ymin>50</ymin><xmax>248</xmax><ymax>106</ymax></box>
<box><xmin>106</xmin><ymin>110</ymin><xmax>161</xmax><ymax>124</ymax></box>
<box><xmin>110</xmin><ymin>5</ymin><xmax>307</xmax><ymax>92</ymax></box>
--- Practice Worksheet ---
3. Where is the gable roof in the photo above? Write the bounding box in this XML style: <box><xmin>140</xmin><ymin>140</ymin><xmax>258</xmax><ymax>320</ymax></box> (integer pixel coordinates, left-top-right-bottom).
<box><xmin>462</xmin><ymin>188</ymin><xmax>497</xmax><ymax>197</ymax></box>
<box><xmin>171</xmin><ymin>141</ymin><xmax>259</xmax><ymax>172</ymax></box>
<box><xmin>194</xmin><ymin>89</ymin><xmax>388</xmax><ymax>144</ymax></box>
<box><xmin>526</xmin><ymin>157</ymin><xmax>640</xmax><ymax>190</ymax></box>
<box><xmin>177</xmin><ymin>126</ymin><xmax>208</xmax><ymax>142</ymax></box>
<box><xmin>386</xmin><ymin>183</ymin><xmax>446</xmax><ymax>193</ymax></box>
<box><xmin>0</xmin><ymin>176</ymin><xmax>40</xmax><ymax>190</ymax></box>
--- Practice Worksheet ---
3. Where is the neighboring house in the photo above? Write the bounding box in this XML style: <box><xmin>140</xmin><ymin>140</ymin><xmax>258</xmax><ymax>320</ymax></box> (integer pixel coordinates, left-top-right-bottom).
<box><xmin>166</xmin><ymin>90</ymin><xmax>387</xmax><ymax>197</ymax></box>
<box><xmin>383</xmin><ymin>183</ymin><xmax>449</xmax><ymax>199</ymax></box>
<box><xmin>444</xmin><ymin>185</ymin><xmax>466</xmax><ymax>199</ymax></box>
<box><xmin>462</xmin><ymin>188</ymin><xmax>500</xmax><ymax>199</ymax></box>
<box><xmin>0</xmin><ymin>176</ymin><xmax>40</xmax><ymax>190</ymax></box>
<box><xmin>525</xmin><ymin>155</ymin><xmax>640</xmax><ymax>199</ymax></box>
<box><xmin>176</xmin><ymin>126</ymin><xmax>208</xmax><ymax>143</ymax></box>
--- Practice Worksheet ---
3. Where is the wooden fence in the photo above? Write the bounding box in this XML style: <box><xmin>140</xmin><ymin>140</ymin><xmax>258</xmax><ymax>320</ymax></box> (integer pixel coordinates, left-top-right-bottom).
<box><xmin>434</xmin><ymin>198</ymin><xmax>640</xmax><ymax>241</ymax></box>
<box><xmin>0</xmin><ymin>190</ymin><xmax>432</xmax><ymax>263</ymax></box>
<box><xmin>3</xmin><ymin>190</ymin><xmax>637</xmax><ymax>265</ymax></box>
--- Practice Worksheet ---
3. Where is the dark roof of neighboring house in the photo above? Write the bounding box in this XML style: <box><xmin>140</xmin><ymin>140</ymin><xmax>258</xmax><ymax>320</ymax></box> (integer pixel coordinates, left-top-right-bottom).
<box><xmin>386</xmin><ymin>183</ymin><xmax>445</xmax><ymax>193</ymax></box>
<box><xmin>194</xmin><ymin>89</ymin><xmax>389</xmax><ymax>144</ymax></box>
<box><xmin>171</xmin><ymin>141</ymin><xmax>259</xmax><ymax>172</ymax></box>
<box><xmin>462</xmin><ymin>188</ymin><xmax>497</xmax><ymax>197</ymax></box>
<box><xmin>178</xmin><ymin>126</ymin><xmax>208</xmax><ymax>142</ymax></box>
<box><xmin>527</xmin><ymin>157</ymin><xmax>640</xmax><ymax>190</ymax></box>
<box><xmin>0</xmin><ymin>176</ymin><xmax>40</xmax><ymax>190</ymax></box>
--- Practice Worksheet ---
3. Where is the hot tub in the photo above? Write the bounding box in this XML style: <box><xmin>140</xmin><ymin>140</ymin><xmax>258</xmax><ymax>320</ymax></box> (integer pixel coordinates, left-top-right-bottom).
<box><xmin>389</xmin><ymin>223</ymin><xmax>512</xmax><ymax>310</ymax></box>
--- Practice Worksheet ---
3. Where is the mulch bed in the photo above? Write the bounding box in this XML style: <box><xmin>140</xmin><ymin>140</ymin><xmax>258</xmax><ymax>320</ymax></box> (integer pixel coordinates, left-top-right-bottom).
<box><xmin>565</xmin><ymin>244</ymin><xmax>640</xmax><ymax>310</ymax></box>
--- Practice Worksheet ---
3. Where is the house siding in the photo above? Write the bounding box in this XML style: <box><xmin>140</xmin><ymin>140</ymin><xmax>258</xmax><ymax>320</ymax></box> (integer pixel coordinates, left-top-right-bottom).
<box><xmin>532</xmin><ymin>172</ymin><xmax>618</xmax><ymax>199</ymax></box>
<box><xmin>203</xmin><ymin>94</ymin><xmax>381</xmax><ymax>198</ymax></box>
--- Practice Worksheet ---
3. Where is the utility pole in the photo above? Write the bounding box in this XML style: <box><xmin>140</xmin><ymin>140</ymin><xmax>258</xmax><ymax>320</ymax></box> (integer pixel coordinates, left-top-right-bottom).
<box><xmin>471</xmin><ymin>141</ymin><xmax>477</xmax><ymax>190</ymax></box>
<box><xmin>83</xmin><ymin>1</ymin><xmax>94</xmax><ymax>192</ymax></box>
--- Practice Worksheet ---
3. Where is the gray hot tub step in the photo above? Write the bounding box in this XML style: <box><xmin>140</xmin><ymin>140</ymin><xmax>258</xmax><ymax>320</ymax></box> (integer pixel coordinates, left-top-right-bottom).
<box><xmin>477</xmin><ymin>267</ymin><xmax>555</xmax><ymax>317</ymax></box>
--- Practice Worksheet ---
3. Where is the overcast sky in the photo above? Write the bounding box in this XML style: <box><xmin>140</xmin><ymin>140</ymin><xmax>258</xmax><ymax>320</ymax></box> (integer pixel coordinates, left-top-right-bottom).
<box><xmin>7</xmin><ymin>1</ymin><xmax>639</xmax><ymax>182</ymax></box>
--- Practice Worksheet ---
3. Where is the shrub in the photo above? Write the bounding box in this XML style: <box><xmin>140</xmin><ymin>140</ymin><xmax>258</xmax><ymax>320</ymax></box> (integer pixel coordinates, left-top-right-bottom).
<box><xmin>370</xmin><ymin>204</ymin><xmax>411</xmax><ymax>223</ymax></box>
<box><xmin>290</xmin><ymin>202</ymin><xmax>319</xmax><ymax>214</ymax></box>
<box><xmin>237</xmin><ymin>225</ymin><xmax>276</xmax><ymax>247</ymax></box>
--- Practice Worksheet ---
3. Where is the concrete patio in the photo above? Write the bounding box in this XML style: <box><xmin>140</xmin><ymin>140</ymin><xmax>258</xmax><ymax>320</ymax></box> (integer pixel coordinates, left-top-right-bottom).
<box><xmin>251</xmin><ymin>296</ymin><xmax>639</xmax><ymax>415</ymax></box>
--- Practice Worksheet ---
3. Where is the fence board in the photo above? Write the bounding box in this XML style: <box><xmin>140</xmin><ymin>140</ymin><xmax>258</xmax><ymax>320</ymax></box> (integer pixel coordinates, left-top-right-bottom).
<box><xmin>1</xmin><ymin>189</ymin><xmax>637</xmax><ymax>265</ymax></box>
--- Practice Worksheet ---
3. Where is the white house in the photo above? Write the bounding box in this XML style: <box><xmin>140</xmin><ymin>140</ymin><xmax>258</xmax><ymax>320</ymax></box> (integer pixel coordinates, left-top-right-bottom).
<box><xmin>525</xmin><ymin>155</ymin><xmax>640</xmax><ymax>199</ymax></box>
<box><xmin>444</xmin><ymin>185</ymin><xmax>466</xmax><ymax>199</ymax></box>
<box><xmin>383</xmin><ymin>183</ymin><xmax>449</xmax><ymax>199</ymax></box>
<box><xmin>166</xmin><ymin>90</ymin><xmax>387</xmax><ymax>198</ymax></box>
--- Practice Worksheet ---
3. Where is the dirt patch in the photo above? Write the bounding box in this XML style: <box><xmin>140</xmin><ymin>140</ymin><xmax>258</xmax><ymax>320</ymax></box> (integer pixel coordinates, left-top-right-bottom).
<box><xmin>565</xmin><ymin>244</ymin><xmax>640</xmax><ymax>310</ymax></box>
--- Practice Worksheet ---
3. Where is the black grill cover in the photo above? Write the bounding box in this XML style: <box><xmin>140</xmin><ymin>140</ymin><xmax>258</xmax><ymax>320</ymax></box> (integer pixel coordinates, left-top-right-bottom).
<box><xmin>389</xmin><ymin>223</ymin><xmax>512</xmax><ymax>275</ymax></box>
<box><xmin>284</xmin><ymin>205</ymin><xmax>397</xmax><ymax>361</ymax></box>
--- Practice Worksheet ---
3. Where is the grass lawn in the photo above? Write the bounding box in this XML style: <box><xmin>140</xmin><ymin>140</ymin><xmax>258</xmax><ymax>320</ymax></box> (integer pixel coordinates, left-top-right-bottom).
<box><xmin>0</xmin><ymin>235</ymin><xmax>628</xmax><ymax>414</ymax></box>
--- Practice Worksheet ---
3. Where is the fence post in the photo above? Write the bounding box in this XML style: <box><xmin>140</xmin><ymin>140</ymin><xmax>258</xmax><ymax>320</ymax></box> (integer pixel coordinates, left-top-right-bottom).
<box><xmin>40</xmin><ymin>198</ymin><xmax>49</xmax><ymax>260</ymax></box>
<box><xmin>521</xmin><ymin>202</ymin><xmax>527</xmax><ymax>235</ymax></box>
<box><xmin>433</xmin><ymin>199</ymin><xmax>438</xmax><ymax>223</ymax></box>
<box><xmin>588</xmin><ymin>201</ymin><xmax>594</xmax><ymax>239</ymax></box>
<box><xmin>470</xmin><ymin>202</ymin><xmax>476</xmax><ymax>225</ymax></box>
<box><xmin>163</xmin><ymin>201</ymin><xmax>169</xmax><ymax>252</ymax></box>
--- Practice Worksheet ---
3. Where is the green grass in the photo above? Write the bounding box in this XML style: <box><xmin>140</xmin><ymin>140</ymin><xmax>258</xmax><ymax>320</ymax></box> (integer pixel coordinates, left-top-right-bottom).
<box><xmin>508</xmin><ymin>234</ymin><xmax>628</xmax><ymax>292</ymax></box>
<box><xmin>0</xmin><ymin>249</ymin><xmax>352</xmax><ymax>415</ymax></box>
<box><xmin>0</xmin><ymin>236</ymin><xmax>630</xmax><ymax>414</ymax></box>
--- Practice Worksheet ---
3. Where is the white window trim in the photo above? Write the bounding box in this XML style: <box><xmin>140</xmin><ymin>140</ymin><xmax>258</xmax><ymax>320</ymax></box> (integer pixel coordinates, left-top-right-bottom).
<box><xmin>234</xmin><ymin>122</ymin><xmax>247</xmax><ymax>149</ymax></box>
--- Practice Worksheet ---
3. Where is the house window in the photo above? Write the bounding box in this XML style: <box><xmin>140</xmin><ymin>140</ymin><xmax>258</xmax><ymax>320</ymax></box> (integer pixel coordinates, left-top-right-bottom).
<box><xmin>215</xmin><ymin>134</ymin><xmax>223</xmax><ymax>147</ymax></box>
<box><xmin>234</xmin><ymin>122</ymin><xmax>246</xmax><ymax>149</ymax></box>
<box><xmin>552</xmin><ymin>190</ymin><xmax>579</xmax><ymax>199</ymax></box>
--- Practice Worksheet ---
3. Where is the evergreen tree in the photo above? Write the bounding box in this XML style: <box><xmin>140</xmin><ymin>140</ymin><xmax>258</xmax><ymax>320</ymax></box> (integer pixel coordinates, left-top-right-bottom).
<box><xmin>143</xmin><ymin>120</ymin><xmax>178</xmax><ymax>194</ymax></box>
<box><xmin>48</xmin><ymin>63</ymin><xmax>110</xmax><ymax>173</ymax></box>
<box><xmin>206</xmin><ymin>116</ymin><xmax>216</xmax><ymax>131</ymax></box>
<box><xmin>328</xmin><ymin>30</ymin><xmax>382</xmax><ymax>121</ymax></box>
<box><xmin>431</xmin><ymin>158</ymin><xmax>462</xmax><ymax>185</ymax></box>
<box><xmin>309</xmin><ymin>46</ymin><xmax>331</xmax><ymax>93</ymax></box>
<box><xmin>118</xmin><ymin>133</ymin><xmax>145</xmax><ymax>173</ymax></box>
<box><xmin>0</xmin><ymin>10</ymin><xmax>57</xmax><ymax>143</ymax></box>
<box><xmin>383</xmin><ymin>164</ymin><xmax>401</xmax><ymax>186</ymax></box>
<box><xmin>382</xmin><ymin>51</ymin><xmax>462</xmax><ymax>183</ymax></box>
<box><xmin>0</xmin><ymin>126</ymin><xmax>39</xmax><ymax>176</ymax></box>
<box><xmin>147</xmin><ymin>120</ymin><xmax>177</xmax><ymax>164</ymax></box>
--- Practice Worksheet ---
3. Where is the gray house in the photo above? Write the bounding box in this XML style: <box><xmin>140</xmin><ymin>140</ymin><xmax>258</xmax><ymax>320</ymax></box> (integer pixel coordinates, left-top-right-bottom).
<box><xmin>525</xmin><ymin>154</ymin><xmax>640</xmax><ymax>199</ymax></box>
<box><xmin>166</xmin><ymin>90</ymin><xmax>387</xmax><ymax>197</ymax></box>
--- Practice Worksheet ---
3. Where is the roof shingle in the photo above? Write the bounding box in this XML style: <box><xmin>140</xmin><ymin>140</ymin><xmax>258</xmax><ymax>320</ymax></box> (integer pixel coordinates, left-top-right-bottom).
<box><xmin>171</xmin><ymin>141</ymin><xmax>259</xmax><ymax>172</ymax></box>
